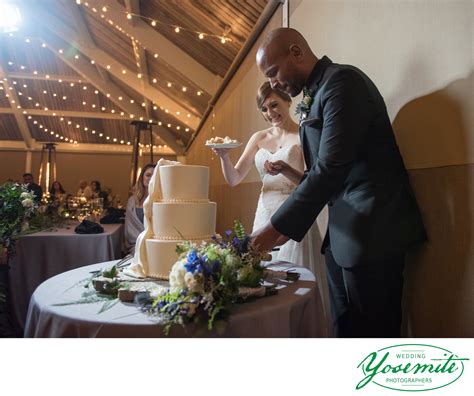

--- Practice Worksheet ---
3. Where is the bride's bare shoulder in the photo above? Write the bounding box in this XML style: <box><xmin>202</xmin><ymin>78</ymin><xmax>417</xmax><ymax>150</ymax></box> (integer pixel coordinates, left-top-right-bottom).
<box><xmin>251</xmin><ymin>127</ymin><xmax>273</xmax><ymax>142</ymax></box>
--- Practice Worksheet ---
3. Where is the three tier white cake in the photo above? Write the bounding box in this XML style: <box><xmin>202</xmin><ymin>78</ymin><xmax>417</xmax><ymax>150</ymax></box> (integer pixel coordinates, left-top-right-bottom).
<box><xmin>127</xmin><ymin>160</ymin><xmax>216</xmax><ymax>279</ymax></box>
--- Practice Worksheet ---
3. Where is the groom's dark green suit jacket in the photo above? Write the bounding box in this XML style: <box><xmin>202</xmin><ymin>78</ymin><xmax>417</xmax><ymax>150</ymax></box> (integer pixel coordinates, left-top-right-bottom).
<box><xmin>271</xmin><ymin>56</ymin><xmax>427</xmax><ymax>268</ymax></box>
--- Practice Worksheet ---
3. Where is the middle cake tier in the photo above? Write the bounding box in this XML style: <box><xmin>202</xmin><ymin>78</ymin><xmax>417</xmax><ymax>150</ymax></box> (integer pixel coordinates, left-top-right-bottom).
<box><xmin>152</xmin><ymin>201</ymin><xmax>217</xmax><ymax>239</ymax></box>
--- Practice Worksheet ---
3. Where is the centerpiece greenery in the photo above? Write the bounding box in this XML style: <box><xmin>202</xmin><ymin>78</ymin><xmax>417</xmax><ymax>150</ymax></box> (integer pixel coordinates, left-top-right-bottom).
<box><xmin>0</xmin><ymin>182</ymin><xmax>38</xmax><ymax>261</ymax></box>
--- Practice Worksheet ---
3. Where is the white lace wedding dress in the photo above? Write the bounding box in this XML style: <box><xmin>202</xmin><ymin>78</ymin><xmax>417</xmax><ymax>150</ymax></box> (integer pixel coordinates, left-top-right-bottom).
<box><xmin>254</xmin><ymin>144</ymin><xmax>332</xmax><ymax>336</ymax></box>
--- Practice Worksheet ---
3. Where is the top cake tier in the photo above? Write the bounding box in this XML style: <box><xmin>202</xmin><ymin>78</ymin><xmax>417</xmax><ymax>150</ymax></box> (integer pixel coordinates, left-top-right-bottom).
<box><xmin>159</xmin><ymin>165</ymin><xmax>209</xmax><ymax>201</ymax></box>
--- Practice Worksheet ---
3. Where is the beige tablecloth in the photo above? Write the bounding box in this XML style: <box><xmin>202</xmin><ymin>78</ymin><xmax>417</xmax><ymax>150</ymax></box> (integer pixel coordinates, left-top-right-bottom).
<box><xmin>9</xmin><ymin>224</ymin><xmax>123</xmax><ymax>330</ymax></box>
<box><xmin>24</xmin><ymin>260</ymin><xmax>327</xmax><ymax>338</ymax></box>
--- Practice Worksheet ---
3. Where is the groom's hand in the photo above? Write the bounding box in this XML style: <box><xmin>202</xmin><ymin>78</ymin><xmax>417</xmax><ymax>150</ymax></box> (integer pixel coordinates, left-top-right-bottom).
<box><xmin>250</xmin><ymin>222</ymin><xmax>289</xmax><ymax>253</ymax></box>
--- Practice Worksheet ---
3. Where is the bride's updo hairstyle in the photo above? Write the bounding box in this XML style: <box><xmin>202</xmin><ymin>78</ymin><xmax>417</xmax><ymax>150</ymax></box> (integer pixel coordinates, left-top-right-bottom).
<box><xmin>256</xmin><ymin>81</ymin><xmax>292</xmax><ymax>111</ymax></box>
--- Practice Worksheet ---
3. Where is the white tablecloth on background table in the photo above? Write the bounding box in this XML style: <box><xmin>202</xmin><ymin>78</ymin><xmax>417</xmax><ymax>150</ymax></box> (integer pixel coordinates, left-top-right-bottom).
<box><xmin>9</xmin><ymin>223</ymin><xmax>123</xmax><ymax>330</ymax></box>
<box><xmin>25</xmin><ymin>260</ymin><xmax>328</xmax><ymax>338</ymax></box>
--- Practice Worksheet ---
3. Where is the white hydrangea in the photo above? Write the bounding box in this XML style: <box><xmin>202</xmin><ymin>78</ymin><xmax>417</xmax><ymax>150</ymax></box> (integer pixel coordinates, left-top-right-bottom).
<box><xmin>169</xmin><ymin>259</ymin><xmax>187</xmax><ymax>291</ymax></box>
<box><xmin>21</xmin><ymin>198</ymin><xmax>33</xmax><ymax>208</ymax></box>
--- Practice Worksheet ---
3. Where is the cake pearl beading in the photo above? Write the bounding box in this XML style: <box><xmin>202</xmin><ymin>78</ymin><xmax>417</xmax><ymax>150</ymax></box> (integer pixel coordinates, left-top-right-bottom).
<box><xmin>153</xmin><ymin>235</ymin><xmax>214</xmax><ymax>241</ymax></box>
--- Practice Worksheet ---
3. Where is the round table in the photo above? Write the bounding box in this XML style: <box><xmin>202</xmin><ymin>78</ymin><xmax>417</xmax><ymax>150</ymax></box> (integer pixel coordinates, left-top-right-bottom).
<box><xmin>24</xmin><ymin>260</ymin><xmax>327</xmax><ymax>338</ymax></box>
<box><xmin>9</xmin><ymin>223</ymin><xmax>123</xmax><ymax>330</ymax></box>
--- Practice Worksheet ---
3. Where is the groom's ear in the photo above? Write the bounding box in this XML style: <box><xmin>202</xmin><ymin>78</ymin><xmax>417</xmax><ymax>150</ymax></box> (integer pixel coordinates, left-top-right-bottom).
<box><xmin>289</xmin><ymin>44</ymin><xmax>303</xmax><ymax>59</ymax></box>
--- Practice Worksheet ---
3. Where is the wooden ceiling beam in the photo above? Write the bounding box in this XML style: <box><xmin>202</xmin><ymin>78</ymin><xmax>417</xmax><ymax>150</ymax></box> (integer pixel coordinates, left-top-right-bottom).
<box><xmin>35</xmin><ymin>31</ymin><xmax>184</xmax><ymax>155</ymax></box>
<box><xmin>64</xmin><ymin>0</ymin><xmax>111</xmax><ymax>82</ymax></box>
<box><xmin>0</xmin><ymin>139</ymin><xmax>175</xmax><ymax>156</ymax></box>
<box><xmin>36</xmin><ymin>9</ymin><xmax>201</xmax><ymax>129</ymax></box>
<box><xmin>126</xmin><ymin>0</ymin><xmax>152</xmax><ymax>120</ymax></box>
<box><xmin>6</xmin><ymin>73</ymin><xmax>84</xmax><ymax>83</ymax></box>
<box><xmin>0</xmin><ymin>107</ymin><xmax>132</xmax><ymax>121</ymax></box>
<box><xmin>0</xmin><ymin>63</ymin><xmax>35</xmax><ymax>149</ymax></box>
<box><xmin>90</xmin><ymin>0</ymin><xmax>220</xmax><ymax>96</ymax></box>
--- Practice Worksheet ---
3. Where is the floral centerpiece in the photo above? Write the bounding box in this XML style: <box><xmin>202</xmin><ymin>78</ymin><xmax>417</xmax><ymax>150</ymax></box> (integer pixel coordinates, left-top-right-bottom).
<box><xmin>0</xmin><ymin>182</ymin><xmax>38</xmax><ymax>312</ymax></box>
<box><xmin>0</xmin><ymin>182</ymin><xmax>38</xmax><ymax>261</ymax></box>
<box><xmin>138</xmin><ymin>220</ymin><xmax>298</xmax><ymax>334</ymax></box>
<box><xmin>54</xmin><ymin>220</ymin><xmax>300</xmax><ymax>335</ymax></box>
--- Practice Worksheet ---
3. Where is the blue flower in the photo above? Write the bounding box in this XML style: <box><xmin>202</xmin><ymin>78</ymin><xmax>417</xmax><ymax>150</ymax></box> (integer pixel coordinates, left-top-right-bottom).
<box><xmin>184</xmin><ymin>249</ymin><xmax>204</xmax><ymax>273</ymax></box>
<box><xmin>186</xmin><ymin>249</ymin><xmax>198</xmax><ymax>263</ymax></box>
<box><xmin>232</xmin><ymin>235</ymin><xmax>250</xmax><ymax>255</ymax></box>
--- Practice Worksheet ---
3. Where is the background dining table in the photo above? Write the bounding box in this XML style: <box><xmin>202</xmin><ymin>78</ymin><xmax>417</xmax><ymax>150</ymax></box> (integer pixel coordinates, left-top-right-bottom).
<box><xmin>8</xmin><ymin>223</ymin><xmax>123</xmax><ymax>332</ymax></box>
<box><xmin>24</xmin><ymin>260</ymin><xmax>327</xmax><ymax>338</ymax></box>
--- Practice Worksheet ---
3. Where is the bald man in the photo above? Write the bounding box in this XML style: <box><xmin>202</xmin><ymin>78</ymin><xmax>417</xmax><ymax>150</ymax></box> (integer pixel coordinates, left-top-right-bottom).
<box><xmin>252</xmin><ymin>28</ymin><xmax>426</xmax><ymax>337</ymax></box>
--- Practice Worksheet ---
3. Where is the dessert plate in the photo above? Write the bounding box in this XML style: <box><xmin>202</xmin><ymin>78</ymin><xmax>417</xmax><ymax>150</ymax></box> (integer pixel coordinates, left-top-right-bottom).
<box><xmin>205</xmin><ymin>142</ymin><xmax>242</xmax><ymax>149</ymax></box>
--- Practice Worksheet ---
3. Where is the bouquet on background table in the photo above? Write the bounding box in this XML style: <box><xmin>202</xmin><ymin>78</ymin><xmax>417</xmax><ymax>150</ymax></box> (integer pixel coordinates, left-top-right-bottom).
<box><xmin>0</xmin><ymin>182</ymin><xmax>38</xmax><ymax>261</ymax></box>
<box><xmin>138</xmin><ymin>220</ymin><xmax>300</xmax><ymax>334</ymax></box>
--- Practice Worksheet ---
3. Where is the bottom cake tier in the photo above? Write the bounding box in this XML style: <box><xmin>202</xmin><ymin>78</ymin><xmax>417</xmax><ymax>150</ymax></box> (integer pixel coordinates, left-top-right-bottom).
<box><xmin>145</xmin><ymin>239</ymin><xmax>182</xmax><ymax>279</ymax></box>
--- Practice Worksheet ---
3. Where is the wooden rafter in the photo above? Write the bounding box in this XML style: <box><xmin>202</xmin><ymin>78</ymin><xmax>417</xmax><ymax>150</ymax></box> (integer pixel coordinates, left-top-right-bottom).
<box><xmin>126</xmin><ymin>0</ymin><xmax>152</xmax><ymax>120</ymax></box>
<box><xmin>6</xmin><ymin>73</ymin><xmax>84</xmax><ymax>83</ymax></box>
<box><xmin>34</xmin><ymin>8</ymin><xmax>201</xmax><ymax>128</ymax></box>
<box><xmin>65</xmin><ymin>0</ymin><xmax>110</xmax><ymax>83</ymax></box>
<box><xmin>37</xmin><ymin>31</ymin><xmax>184</xmax><ymax>155</ymax></box>
<box><xmin>0</xmin><ymin>107</ymin><xmax>132</xmax><ymax>121</ymax></box>
<box><xmin>0</xmin><ymin>63</ymin><xmax>34</xmax><ymax>149</ymax></box>
<box><xmin>0</xmin><ymin>139</ymin><xmax>175</xmax><ymax>156</ymax></box>
<box><xmin>89</xmin><ymin>0</ymin><xmax>219</xmax><ymax>96</ymax></box>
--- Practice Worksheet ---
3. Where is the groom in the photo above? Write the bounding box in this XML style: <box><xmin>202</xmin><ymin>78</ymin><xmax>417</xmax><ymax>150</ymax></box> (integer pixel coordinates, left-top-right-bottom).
<box><xmin>251</xmin><ymin>28</ymin><xmax>427</xmax><ymax>337</ymax></box>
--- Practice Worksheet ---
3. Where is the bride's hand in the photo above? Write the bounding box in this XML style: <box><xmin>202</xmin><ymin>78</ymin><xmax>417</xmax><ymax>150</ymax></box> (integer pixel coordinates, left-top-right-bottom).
<box><xmin>264</xmin><ymin>160</ymin><xmax>289</xmax><ymax>176</ymax></box>
<box><xmin>212</xmin><ymin>148</ymin><xmax>231</xmax><ymax>158</ymax></box>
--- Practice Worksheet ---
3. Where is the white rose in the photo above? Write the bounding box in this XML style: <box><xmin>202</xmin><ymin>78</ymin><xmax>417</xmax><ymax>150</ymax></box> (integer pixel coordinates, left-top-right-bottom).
<box><xmin>20</xmin><ymin>192</ymin><xmax>30</xmax><ymax>199</ymax></box>
<box><xmin>22</xmin><ymin>198</ymin><xmax>33</xmax><ymax>208</ymax></box>
<box><xmin>169</xmin><ymin>260</ymin><xmax>187</xmax><ymax>291</ymax></box>
<box><xmin>184</xmin><ymin>272</ymin><xmax>204</xmax><ymax>294</ymax></box>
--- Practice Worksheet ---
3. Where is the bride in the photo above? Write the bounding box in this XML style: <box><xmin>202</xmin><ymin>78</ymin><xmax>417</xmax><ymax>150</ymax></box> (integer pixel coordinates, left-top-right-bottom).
<box><xmin>213</xmin><ymin>81</ymin><xmax>331</xmax><ymax>335</ymax></box>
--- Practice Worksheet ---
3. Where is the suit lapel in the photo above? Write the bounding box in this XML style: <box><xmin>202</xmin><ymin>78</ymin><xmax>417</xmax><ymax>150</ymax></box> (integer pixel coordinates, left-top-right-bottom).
<box><xmin>298</xmin><ymin>56</ymin><xmax>333</xmax><ymax>171</ymax></box>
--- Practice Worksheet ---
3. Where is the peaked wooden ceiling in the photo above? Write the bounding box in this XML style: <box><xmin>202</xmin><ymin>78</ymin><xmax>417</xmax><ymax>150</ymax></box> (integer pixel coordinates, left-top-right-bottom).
<box><xmin>0</xmin><ymin>0</ymin><xmax>270</xmax><ymax>154</ymax></box>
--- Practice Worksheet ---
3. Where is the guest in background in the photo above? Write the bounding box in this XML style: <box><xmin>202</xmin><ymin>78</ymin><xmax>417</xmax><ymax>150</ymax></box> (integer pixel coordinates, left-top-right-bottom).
<box><xmin>90</xmin><ymin>180</ymin><xmax>109</xmax><ymax>207</ymax></box>
<box><xmin>23</xmin><ymin>173</ymin><xmax>42</xmax><ymax>204</ymax></box>
<box><xmin>124</xmin><ymin>163</ymin><xmax>156</xmax><ymax>252</ymax></box>
<box><xmin>49</xmin><ymin>181</ymin><xmax>66</xmax><ymax>203</ymax></box>
<box><xmin>77</xmin><ymin>180</ymin><xmax>92</xmax><ymax>199</ymax></box>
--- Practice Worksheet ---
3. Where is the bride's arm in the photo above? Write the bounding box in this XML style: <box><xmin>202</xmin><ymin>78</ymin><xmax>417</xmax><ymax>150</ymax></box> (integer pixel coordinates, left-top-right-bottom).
<box><xmin>213</xmin><ymin>132</ymin><xmax>261</xmax><ymax>187</ymax></box>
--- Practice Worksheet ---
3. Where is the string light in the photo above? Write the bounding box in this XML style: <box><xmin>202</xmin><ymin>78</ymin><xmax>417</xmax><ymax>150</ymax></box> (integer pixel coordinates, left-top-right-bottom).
<box><xmin>2</xmin><ymin>36</ymin><xmax>194</xmax><ymax>140</ymax></box>
<box><xmin>12</xmin><ymin>23</ymin><xmax>208</xmax><ymax>104</ymax></box>
<box><xmin>77</xmin><ymin>1</ymin><xmax>232</xmax><ymax>44</ymax></box>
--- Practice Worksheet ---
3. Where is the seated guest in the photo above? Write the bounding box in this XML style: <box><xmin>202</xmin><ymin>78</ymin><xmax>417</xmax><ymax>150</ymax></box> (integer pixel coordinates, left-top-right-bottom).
<box><xmin>23</xmin><ymin>173</ymin><xmax>42</xmax><ymax>203</ymax></box>
<box><xmin>49</xmin><ymin>181</ymin><xmax>66</xmax><ymax>204</ymax></box>
<box><xmin>90</xmin><ymin>180</ymin><xmax>109</xmax><ymax>207</ymax></box>
<box><xmin>49</xmin><ymin>180</ymin><xmax>65</xmax><ymax>198</ymax></box>
<box><xmin>77</xmin><ymin>180</ymin><xmax>92</xmax><ymax>199</ymax></box>
<box><xmin>124</xmin><ymin>163</ymin><xmax>155</xmax><ymax>252</ymax></box>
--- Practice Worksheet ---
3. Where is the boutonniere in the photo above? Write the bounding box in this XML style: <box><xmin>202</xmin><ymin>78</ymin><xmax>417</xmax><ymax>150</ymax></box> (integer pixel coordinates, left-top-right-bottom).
<box><xmin>295</xmin><ymin>87</ymin><xmax>315</xmax><ymax>120</ymax></box>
